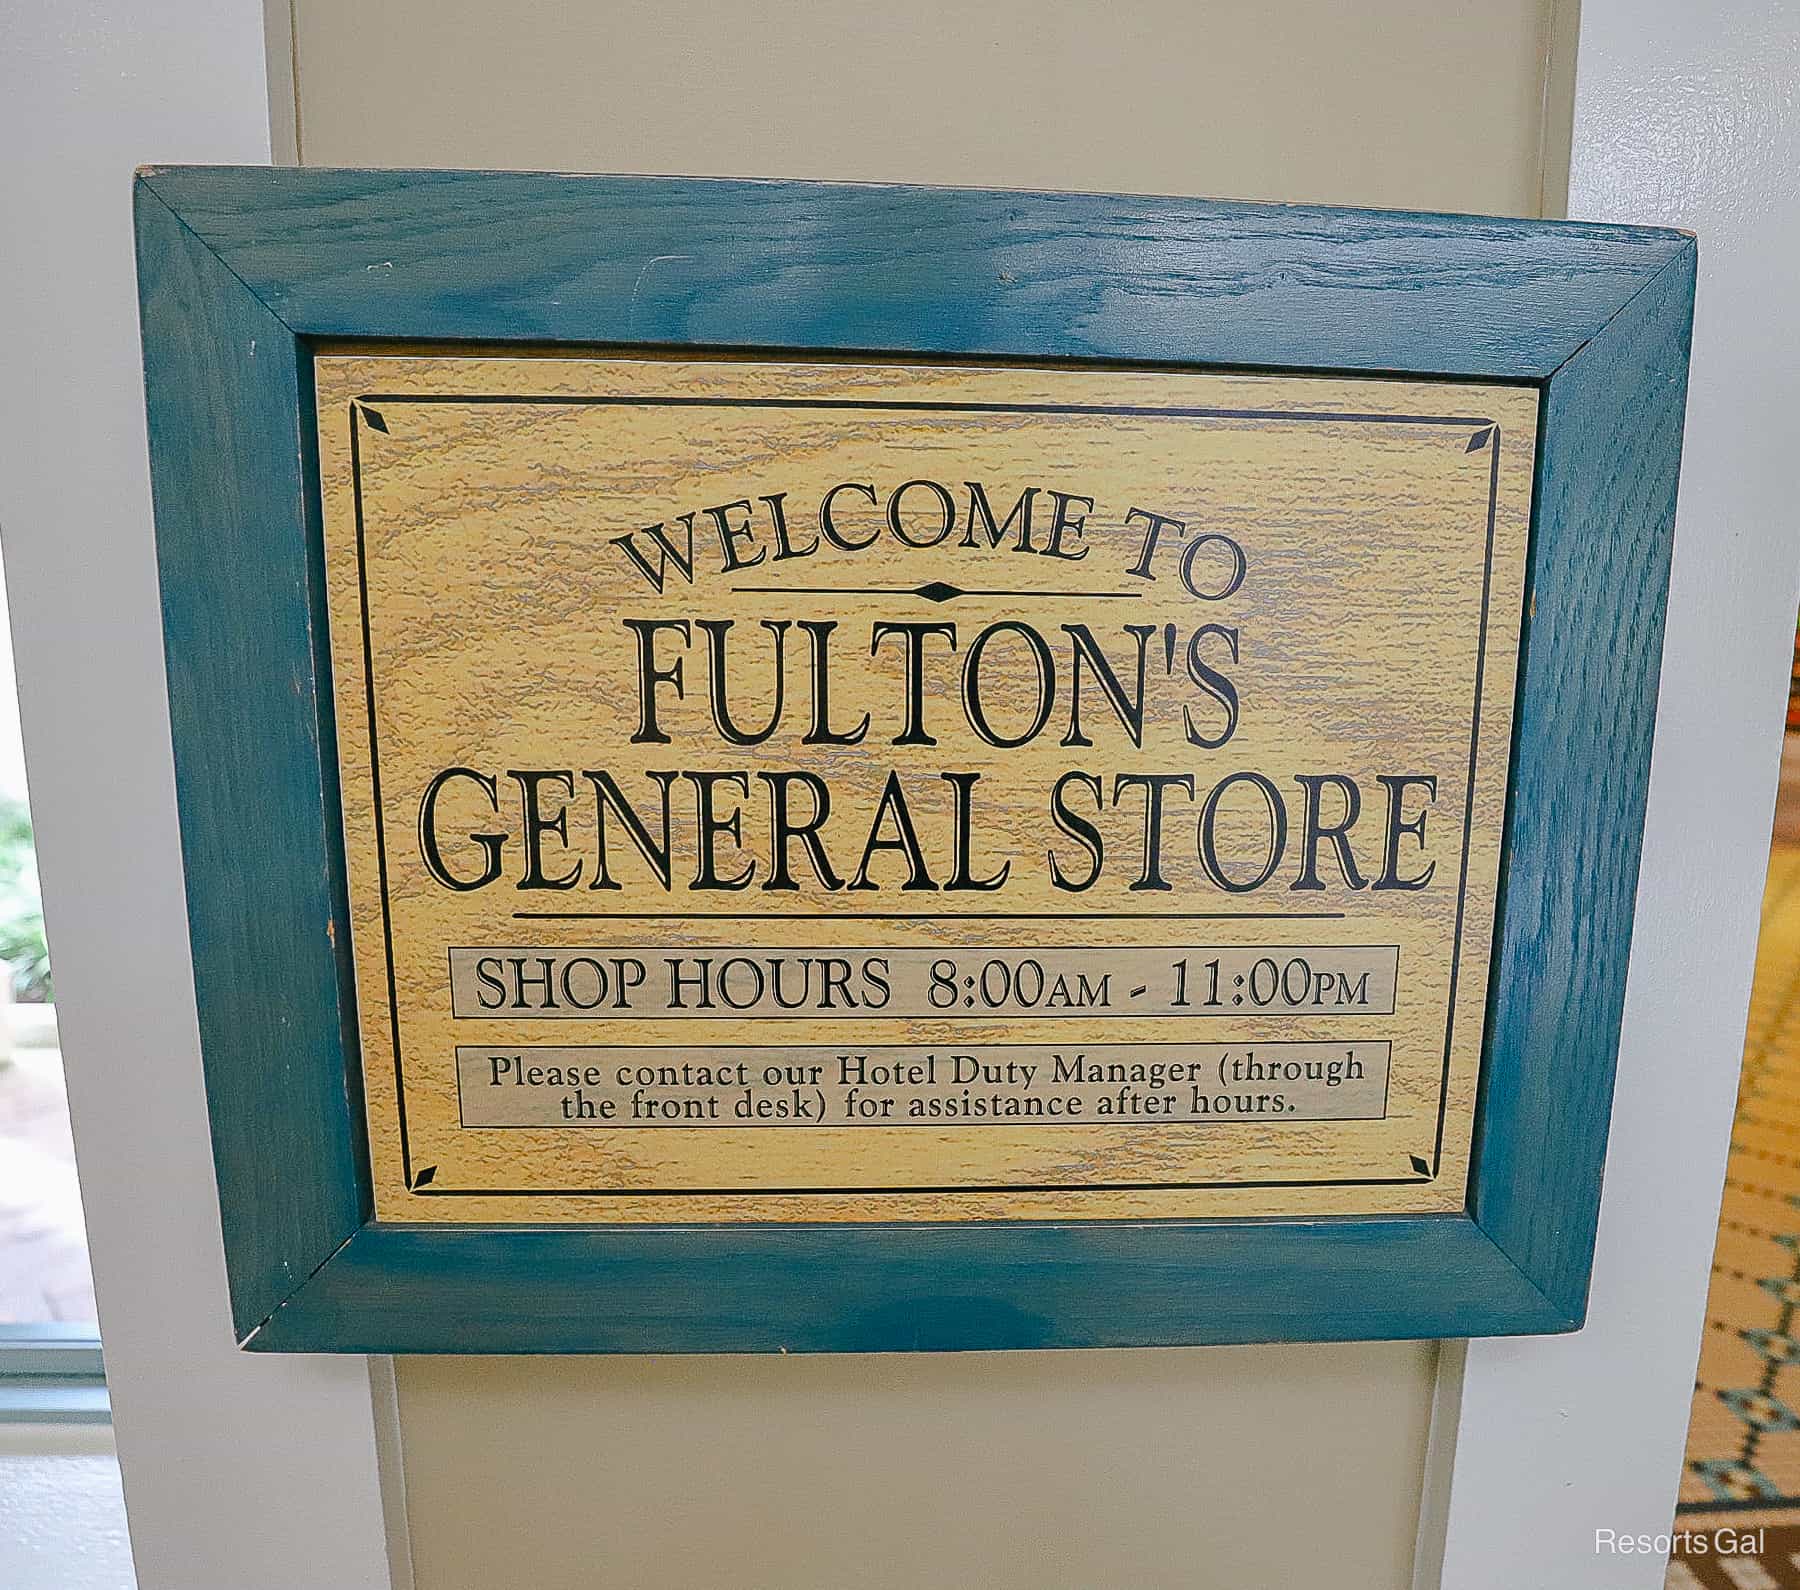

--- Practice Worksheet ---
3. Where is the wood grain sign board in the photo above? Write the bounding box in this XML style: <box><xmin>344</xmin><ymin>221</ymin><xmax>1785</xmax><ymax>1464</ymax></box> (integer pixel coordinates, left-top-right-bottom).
<box><xmin>136</xmin><ymin>168</ymin><xmax>1693</xmax><ymax>1349</ymax></box>
<box><xmin>314</xmin><ymin>352</ymin><xmax>1535</xmax><ymax>1224</ymax></box>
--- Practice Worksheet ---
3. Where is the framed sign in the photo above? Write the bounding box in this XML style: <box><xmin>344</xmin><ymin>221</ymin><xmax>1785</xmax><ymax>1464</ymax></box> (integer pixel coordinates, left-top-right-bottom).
<box><xmin>134</xmin><ymin>168</ymin><xmax>1694</xmax><ymax>1351</ymax></box>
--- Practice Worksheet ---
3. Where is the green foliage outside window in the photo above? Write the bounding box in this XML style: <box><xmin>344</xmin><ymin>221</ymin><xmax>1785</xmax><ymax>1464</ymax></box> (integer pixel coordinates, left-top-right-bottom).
<box><xmin>0</xmin><ymin>795</ymin><xmax>50</xmax><ymax>1002</ymax></box>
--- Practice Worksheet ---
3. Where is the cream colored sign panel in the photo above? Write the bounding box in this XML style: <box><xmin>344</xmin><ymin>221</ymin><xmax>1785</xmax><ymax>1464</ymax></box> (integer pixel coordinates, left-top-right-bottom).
<box><xmin>313</xmin><ymin>352</ymin><xmax>1535</xmax><ymax>1223</ymax></box>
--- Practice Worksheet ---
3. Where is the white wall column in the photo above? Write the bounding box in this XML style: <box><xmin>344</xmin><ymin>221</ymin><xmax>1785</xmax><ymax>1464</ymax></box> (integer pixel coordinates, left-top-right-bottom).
<box><xmin>0</xmin><ymin>4</ymin><xmax>397</xmax><ymax>1586</ymax></box>
<box><xmin>1426</xmin><ymin>2</ymin><xmax>1800</xmax><ymax>1585</ymax></box>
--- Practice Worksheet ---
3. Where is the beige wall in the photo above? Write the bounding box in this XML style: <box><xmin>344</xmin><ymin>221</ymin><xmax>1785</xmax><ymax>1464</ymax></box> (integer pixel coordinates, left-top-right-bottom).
<box><xmin>287</xmin><ymin>0</ymin><xmax>1573</xmax><ymax>215</ymax></box>
<box><xmin>285</xmin><ymin>3</ymin><xmax>1573</xmax><ymax>1584</ymax></box>
<box><xmin>398</xmin><ymin>1346</ymin><xmax>1436</xmax><ymax>1590</ymax></box>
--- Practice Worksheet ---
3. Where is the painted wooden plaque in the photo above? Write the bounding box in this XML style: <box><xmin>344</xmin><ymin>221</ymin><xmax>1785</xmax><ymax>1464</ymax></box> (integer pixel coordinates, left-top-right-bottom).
<box><xmin>135</xmin><ymin>168</ymin><xmax>1693</xmax><ymax>1350</ymax></box>
<box><xmin>318</xmin><ymin>353</ymin><xmax>1532</xmax><ymax>1224</ymax></box>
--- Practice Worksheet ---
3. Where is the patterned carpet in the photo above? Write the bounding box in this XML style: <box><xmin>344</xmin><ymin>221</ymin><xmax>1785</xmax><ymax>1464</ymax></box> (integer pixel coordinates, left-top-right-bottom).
<box><xmin>1669</xmin><ymin>844</ymin><xmax>1800</xmax><ymax>1585</ymax></box>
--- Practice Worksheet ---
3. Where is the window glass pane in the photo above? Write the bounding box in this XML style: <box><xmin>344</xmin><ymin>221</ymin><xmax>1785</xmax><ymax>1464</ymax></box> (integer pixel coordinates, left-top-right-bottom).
<box><xmin>0</xmin><ymin>555</ymin><xmax>90</xmax><ymax>1328</ymax></box>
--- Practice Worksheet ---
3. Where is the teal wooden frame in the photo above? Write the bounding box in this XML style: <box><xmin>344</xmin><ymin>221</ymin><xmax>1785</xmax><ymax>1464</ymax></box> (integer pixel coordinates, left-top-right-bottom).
<box><xmin>133</xmin><ymin>167</ymin><xmax>1695</xmax><ymax>1352</ymax></box>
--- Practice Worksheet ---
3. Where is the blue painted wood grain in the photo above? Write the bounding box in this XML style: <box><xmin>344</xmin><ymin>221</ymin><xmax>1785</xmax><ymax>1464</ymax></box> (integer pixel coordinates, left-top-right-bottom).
<box><xmin>131</xmin><ymin>167</ymin><xmax>1695</xmax><ymax>1352</ymax></box>
<box><xmin>246</xmin><ymin>1216</ymin><xmax>1567</xmax><ymax>1353</ymax></box>
<box><xmin>1472</xmin><ymin>244</ymin><xmax>1697</xmax><ymax>1320</ymax></box>
<box><xmin>135</xmin><ymin>179</ymin><xmax>370</xmax><ymax>1342</ymax></box>
<box><xmin>138</xmin><ymin>166</ymin><xmax>1690</xmax><ymax>380</ymax></box>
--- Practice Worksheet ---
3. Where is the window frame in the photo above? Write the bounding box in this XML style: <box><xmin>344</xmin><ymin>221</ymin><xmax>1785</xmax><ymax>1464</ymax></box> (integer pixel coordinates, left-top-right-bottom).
<box><xmin>0</xmin><ymin>1324</ymin><xmax>107</xmax><ymax>1425</ymax></box>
